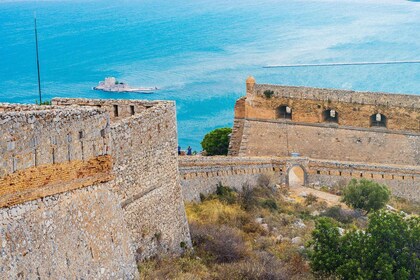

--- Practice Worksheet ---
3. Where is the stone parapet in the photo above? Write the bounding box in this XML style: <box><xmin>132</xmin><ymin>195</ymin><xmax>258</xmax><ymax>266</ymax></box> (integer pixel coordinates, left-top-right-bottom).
<box><xmin>229</xmin><ymin>78</ymin><xmax>420</xmax><ymax>167</ymax></box>
<box><xmin>179</xmin><ymin>156</ymin><xmax>283</xmax><ymax>201</ymax></box>
<box><xmin>180</xmin><ymin>155</ymin><xmax>420</xmax><ymax>202</ymax></box>
<box><xmin>253</xmin><ymin>84</ymin><xmax>420</xmax><ymax>109</ymax></box>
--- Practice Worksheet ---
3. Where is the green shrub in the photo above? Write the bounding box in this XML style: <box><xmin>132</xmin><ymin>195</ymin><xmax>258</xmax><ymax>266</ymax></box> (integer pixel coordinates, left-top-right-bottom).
<box><xmin>310</xmin><ymin>211</ymin><xmax>420</xmax><ymax>280</ymax></box>
<box><xmin>263</xmin><ymin>90</ymin><xmax>274</xmax><ymax>98</ymax></box>
<box><xmin>321</xmin><ymin>205</ymin><xmax>354</xmax><ymax>224</ymax></box>
<box><xmin>342</xmin><ymin>179</ymin><xmax>390</xmax><ymax>213</ymax></box>
<box><xmin>215</xmin><ymin>183</ymin><xmax>237</xmax><ymax>204</ymax></box>
<box><xmin>261</xmin><ymin>199</ymin><xmax>278</xmax><ymax>211</ymax></box>
<box><xmin>35</xmin><ymin>100</ymin><xmax>51</xmax><ymax>105</ymax></box>
<box><xmin>201</xmin><ymin>127</ymin><xmax>232</xmax><ymax>156</ymax></box>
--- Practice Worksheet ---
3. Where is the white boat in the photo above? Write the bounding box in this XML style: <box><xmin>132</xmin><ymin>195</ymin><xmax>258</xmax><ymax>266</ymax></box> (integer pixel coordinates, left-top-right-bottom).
<box><xmin>93</xmin><ymin>77</ymin><xmax>159</xmax><ymax>94</ymax></box>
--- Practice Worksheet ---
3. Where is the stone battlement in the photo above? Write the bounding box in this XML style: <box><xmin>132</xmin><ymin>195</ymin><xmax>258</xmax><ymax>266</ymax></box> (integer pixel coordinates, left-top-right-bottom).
<box><xmin>52</xmin><ymin>98</ymin><xmax>173</xmax><ymax>122</ymax></box>
<box><xmin>229</xmin><ymin>77</ymin><xmax>420</xmax><ymax>167</ymax></box>
<box><xmin>253</xmin><ymin>84</ymin><xmax>420</xmax><ymax>109</ymax></box>
<box><xmin>0</xmin><ymin>105</ymin><xmax>110</xmax><ymax>178</ymax></box>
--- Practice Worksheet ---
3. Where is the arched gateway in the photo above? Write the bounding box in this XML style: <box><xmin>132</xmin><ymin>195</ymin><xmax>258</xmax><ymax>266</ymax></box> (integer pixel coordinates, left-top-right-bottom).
<box><xmin>287</xmin><ymin>165</ymin><xmax>306</xmax><ymax>187</ymax></box>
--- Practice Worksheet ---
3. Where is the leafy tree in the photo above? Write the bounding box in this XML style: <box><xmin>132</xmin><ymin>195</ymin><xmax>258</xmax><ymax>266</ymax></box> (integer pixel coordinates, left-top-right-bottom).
<box><xmin>201</xmin><ymin>127</ymin><xmax>232</xmax><ymax>156</ymax></box>
<box><xmin>342</xmin><ymin>179</ymin><xmax>390</xmax><ymax>213</ymax></box>
<box><xmin>309</xmin><ymin>218</ymin><xmax>343</xmax><ymax>277</ymax></box>
<box><xmin>309</xmin><ymin>211</ymin><xmax>420</xmax><ymax>280</ymax></box>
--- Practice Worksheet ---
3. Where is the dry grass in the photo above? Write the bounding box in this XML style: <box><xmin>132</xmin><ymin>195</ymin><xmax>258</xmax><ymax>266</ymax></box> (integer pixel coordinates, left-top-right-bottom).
<box><xmin>388</xmin><ymin>196</ymin><xmax>420</xmax><ymax>215</ymax></box>
<box><xmin>139</xmin><ymin>184</ymin><xmax>316</xmax><ymax>279</ymax></box>
<box><xmin>186</xmin><ymin>199</ymin><xmax>246</xmax><ymax>226</ymax></box>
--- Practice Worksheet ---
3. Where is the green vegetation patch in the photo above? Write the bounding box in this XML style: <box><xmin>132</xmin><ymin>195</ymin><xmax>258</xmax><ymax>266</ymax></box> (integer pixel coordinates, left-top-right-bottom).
<box><xmin>201</xmin><ymin>127</ymin><xmax>232</xmax><ymax>156</ymax></box>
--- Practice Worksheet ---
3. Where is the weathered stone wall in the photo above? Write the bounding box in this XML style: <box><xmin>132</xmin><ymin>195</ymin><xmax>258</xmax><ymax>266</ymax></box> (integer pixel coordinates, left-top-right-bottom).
<box><xmin>0</xmin><ymin>104</ymin><xmax>110</xmax><ymax>177</ymax></box>
<box><xmin>180</xmin><ymin>155</ymin><xmax>420</xmax><ymax>202</ymax></box>
<box><xmin>53</xmin><ymin>98</ymin><xmax>191</xmax><ymax>259</ymax></box>
<box><xmin>1</xmin><ymin>98</ymin><xmax>192</xmax><ymax>277</ymax></box>
<box><xmin>0</xmin><ymin>185</ymin><xmax>138</xmax><ymax>279</ymax></box>
<box><xmin>229</xmin><ymin>78</ymin><xmax>420</xmax><ymax>166</ymax></box>
<box><xmin>236</xmin><ymin>119</ymin><xmax>420</xmax><ymax>166</ymax></box>
<box><xmin>53</xmin><ymin>98</ymin><xmax>165</xmax><ymax>122</ymax></box>
<box><xmin>105</xmin><ymin>100</ymin><xmax>191</xmax><ymax>259</ymax></box>
<box><xmin>304</xmin><ymin>158</ymin><xmax>420</xmax><ymax>202</ymax></box>
<box><xmin>249</xmin><ymin>84</ymin><xmax>420</xmax><ymax>132</ymax></box>
<box><xmin>179</xmin><ymin>156</ymin><xmax>282</xmax><ymax>201</ymax></box>
<box><xmin>0</xmin><ymin>104</ymin><xmax>136</xmax><ymax>278</ymax></box>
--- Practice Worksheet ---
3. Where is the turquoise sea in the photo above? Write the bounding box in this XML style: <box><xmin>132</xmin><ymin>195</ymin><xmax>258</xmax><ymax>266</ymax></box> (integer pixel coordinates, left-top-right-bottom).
<box><xmin>0</xmin><ymin>0</ymin><xmax>419</xmax><ymax>150</ymax></box>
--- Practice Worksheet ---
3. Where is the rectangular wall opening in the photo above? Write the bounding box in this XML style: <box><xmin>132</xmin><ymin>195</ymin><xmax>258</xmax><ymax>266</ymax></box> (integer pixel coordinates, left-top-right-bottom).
<box><xmin>113</xmin><ymin>105</ymin><xmax>119</xmax><ymax>117</ymax></box>
<box><xmin>130</xmin><ymin>105</ymin><xmax>135</xmax><ymax>115</ymax></box>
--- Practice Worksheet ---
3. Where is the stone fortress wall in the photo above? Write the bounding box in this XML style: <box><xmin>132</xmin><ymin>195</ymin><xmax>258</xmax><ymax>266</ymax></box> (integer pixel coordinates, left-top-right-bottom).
<box><xmin>226</xmin><ymin>77</ymin><xmax>420</xmax><ymax>201</ymax></box>
<box><xmin>306</xmin><ymin>159</ymin><xmax>419</xmax><ymax>200</ymax></box>
<box><xmin>0</xmin><ymin>103</ymin><xmax>112</xmax><ymax>207</ymax></box>
<box><xmin>0</xmin><ymin>79</ymin><xmax>419</xmax><ymax>278</ymax></box>
<box><xmin>229</xmin><ymin>77</ymin><xmax>420</xmax><ymax>166</ymax></box>
<box><xmin>53</xmin><ymin>98</ymin><xmax>191</xmax><ymax>259</ymax></box>
<box><xmin>0</xmin><ymin>99</ymin><xmax>191</xmax><ymax>279</ymax></box>
<box><xmin>179</xmin><ymin>156</ymin><xmax>419</xmax><ymax>202</ymax></box>
<box><xmin>179</xmin><ymin>156</ymin><xmax>282</xmax><ymax>201</ymax></box>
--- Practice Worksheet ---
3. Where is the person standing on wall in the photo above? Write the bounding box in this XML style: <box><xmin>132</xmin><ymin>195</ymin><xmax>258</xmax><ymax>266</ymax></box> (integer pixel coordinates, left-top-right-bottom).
<box><xmin>187</xmin><ymin>146</ymin><xmax>192</xmax><ymax>155</ymax></box>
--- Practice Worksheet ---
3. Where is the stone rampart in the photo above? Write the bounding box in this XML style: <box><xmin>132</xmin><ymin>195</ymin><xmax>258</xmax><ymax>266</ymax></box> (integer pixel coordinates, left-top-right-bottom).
<box><xmin>236</xmin><ymin>119</ymin><xmax>420</xmax><ymax>166</ymax></box>
<box><xmin>0</xmin><ymin>185</ymin><xmax>138</xmax><ymax>279</ymax></box>
<box><xmin>53</xmin><ymin>98</ymin><xmax>165</xmax><ymax>122</ymax></box>
<box><xmin>0</xmin><ymin>104</ymin><xmax>110</xmax><ymax>177</ymax></box>
<box><xmin>1</xmin><ymin>98</ymin><xmax>191</xmax><ymax>278</ymax></box>
<box><xmin>0</xmin><ymin>105</ymin><xmax>113</xmax><ymax>207</ymax></box>
<box><xmin>106</xmin><ymin>100</ymin><xmax>191</xmax><ymax>259</ymax></box>
<box><xmin>229</xmin><ymin>78</ymin><xmax>420</xmax><ymax>166</ymax></box>
<box><xmin>179</xmin><ymin>156</ymin><xmax>282</xmax><ymax>201</ymax></box>
<box><xmin>305</xmin><ymin>158</ymin><xmax>420</xmax><ymax>202</ymax></box>
<box><xmin>180</xmin><ymin>156</ymin><xmax>420</xmax><ymax>202</ymax></box>
<box><xmin>52</xmin><ymin>98</ymin><xmax>191</xmax><ymax>259</ymax></box>
<box><xmin>253</xmin><ymin>84</ymin><xmax>420</xmax><ymax>109</ymax></box>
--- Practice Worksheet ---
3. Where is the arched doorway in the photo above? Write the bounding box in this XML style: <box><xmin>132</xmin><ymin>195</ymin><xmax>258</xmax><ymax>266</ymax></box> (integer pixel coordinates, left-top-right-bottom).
<box><xmin>287</xmin><ymin>165</ymin><xmax>306</xmax><ymax>187</ymax></box>
<box><xmin>370</xmin><ymin>113</ymin><xmax>387</xmax><ymax>128</ymax></box>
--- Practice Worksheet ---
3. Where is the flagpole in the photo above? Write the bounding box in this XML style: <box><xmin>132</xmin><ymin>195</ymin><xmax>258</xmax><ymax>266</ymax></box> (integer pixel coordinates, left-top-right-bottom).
<box><xmin>34</xmin><ymin>12</ymin><xmax>42</xmax><ymax>104</ymax></box>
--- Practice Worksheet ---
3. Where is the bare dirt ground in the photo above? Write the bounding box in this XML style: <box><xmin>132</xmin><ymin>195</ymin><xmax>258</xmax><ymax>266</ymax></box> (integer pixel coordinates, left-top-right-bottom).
<box><xmin>287</xmin><ymin>186</ymin><xmax>347</xmax><ymax>207</ymax></box>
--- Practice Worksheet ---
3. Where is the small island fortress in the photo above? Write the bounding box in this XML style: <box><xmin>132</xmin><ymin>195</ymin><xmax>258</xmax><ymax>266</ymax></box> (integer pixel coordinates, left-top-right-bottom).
<box><xmin>93</xmin><ymin>77</ymin><xmax>157</xmax><ymax>93</ymax></box>
<box><xmin>0</xmin><ymin>78</ymin><xmax>419</xmax><ymax>278</ymax></box>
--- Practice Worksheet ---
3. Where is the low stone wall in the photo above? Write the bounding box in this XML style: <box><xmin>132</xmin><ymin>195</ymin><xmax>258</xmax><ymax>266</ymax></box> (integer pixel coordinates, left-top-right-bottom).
<box><xmin>0</xmin><ymin>185</ymin><xmax>138</xmax><ymax>279</ymax></box>
<box><xmin>180</xmin><ymin>156</ymin><xmax>420</xmax><ymax>202</ymax></box>
<box><xmin>306</xmin><ymin>159</ymin><xmax>420</xmax><ymax>202</ymax></box>
<box><xmin>179</xmin><ymin>156</ymin><xmax>282</xmax><ymax>201</ymax></box>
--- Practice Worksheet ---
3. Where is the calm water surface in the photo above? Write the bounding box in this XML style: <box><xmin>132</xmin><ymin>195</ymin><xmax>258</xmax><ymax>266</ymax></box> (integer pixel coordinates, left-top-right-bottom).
<box><xmin>0</xmin><ymin>0</ymin><xmax>419</xmax><ymax>150</ymax></box>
